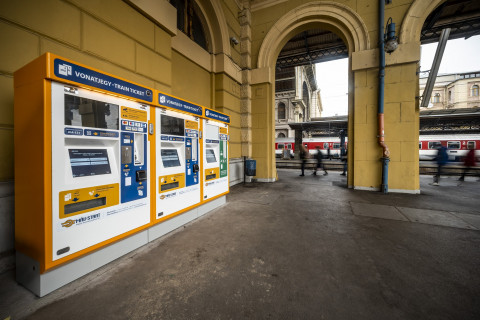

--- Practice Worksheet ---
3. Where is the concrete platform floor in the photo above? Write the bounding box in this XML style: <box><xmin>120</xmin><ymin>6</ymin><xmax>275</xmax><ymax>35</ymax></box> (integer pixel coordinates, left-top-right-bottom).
<box><xmin>1</xmin><ymin>170</ymin><xmax>480</xmax><ymax>319</ymax></box>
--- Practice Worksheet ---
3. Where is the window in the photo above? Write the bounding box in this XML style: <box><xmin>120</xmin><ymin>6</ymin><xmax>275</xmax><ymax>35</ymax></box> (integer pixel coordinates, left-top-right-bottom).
<box><xmin>277</xmin><ymin>144</ymin><xmax>284</xmax><ymax>150</ymax></box>
<box><xmin>323</xmin><ymin>143</ymin><xmax>329</xmax><ymax>149</ymax></box>
<box><xmin>169</xmin><ymin>0</ymin><xmax>209</xmax><ymax>51</ymax></box>
<box><xmin>287</xmin><ymin>144</ymin><xmax>292</xmax><ymax>150</ymax></box>
<box><xmin>433</xmin><ymin>93</ymin><xmax>440</xmax><ymax>103</ymax></box>
<box><xmin>467</xmin><ymin>141</ymin><xmax>476</xmax><ymax>149</ymax></box>
<box><xmin>472</xmin><ymin>85</ymin><xmax>479</xmax><ymax>97</ymax></box>
<box><xmin>278</xmin><ymin>103</ymin><xmax>286</xmax><ymax>119</ymax></box>
<box><xmin>447</xmin><ymin>141</ymin><xmax>460</xmax><ymax>149</ymax></box>
<box><xmin>302</xmin><ymin>82</ymin><xmax>309</xmax><ymax>111</ymax></box>
<box><xmin>428</xmin><ymin>141</ymin><xmax>442</xmax><ymax>149</ymax></box>
<box><xmin>333</xmin><ymin>143</ymin><xmax>340</xmax><ymax>149</ymax></box>
<box><xmin>448</xmin><ymin>90</ymin><xmax>452</xmax><ymax>101</ymax></box>
<box><xmin>419</xmin><ymin>142</ymin><xmax>422</xmax><ymax>149</ymax></box>
<box><xmin>277</xmin><ymin>132</ymin><xmax>286</xmax><ymax>138</ymax></box>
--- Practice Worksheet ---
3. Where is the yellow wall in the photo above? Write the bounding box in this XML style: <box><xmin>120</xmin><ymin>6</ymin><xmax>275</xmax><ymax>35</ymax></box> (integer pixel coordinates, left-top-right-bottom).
<box><xmin>171</xmin><ymin>51</ymin><xmax>211</xmax><ymax>107</ymax></box>
<box><xmin>0</xmin><ymin>0</ymin><xmax>437</xmax><ymax>190</ymax></box>
<box><xmin>0</xmin><ymin>0</ymin><xmax>244</xmax><ymax>182</ymax></box>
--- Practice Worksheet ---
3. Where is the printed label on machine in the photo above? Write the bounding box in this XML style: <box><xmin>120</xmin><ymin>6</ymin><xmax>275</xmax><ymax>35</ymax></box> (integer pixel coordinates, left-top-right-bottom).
<box><xmin>121</xmin><ymin>120</ymin><xmax>147</xmax><ymax>133</ymax></box>
<box><xmin>54</xmin><ymin>58</ymin><xmax>153</xmax><ymax>102</ymax></box>
<box><xmin>158</xmin><ymin>93</ymin><xmax>203</xmax><ymax>116</ymax></box>
<box><xmin>205</xmin><ymin>109</ymin><xmax>230</xmax><ymax>123</ymax></box>
<box><xmin>84</xmin><ymin>129</ymin><xmax>119</xmax><ymax>138</ymax></box>
<box><xmin>121</xmin><ymin>106</ymin><xmax>147</xmax><ymax>122</ymax></box>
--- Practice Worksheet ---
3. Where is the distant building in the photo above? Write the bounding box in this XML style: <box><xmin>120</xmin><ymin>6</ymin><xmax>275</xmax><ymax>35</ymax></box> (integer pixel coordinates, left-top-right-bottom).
<box><xmin>420</xmin><ymin>71</ymin><xmax>480</xmax><ymax>110</ymax></box>
<box><xmin>275</xmin><ymin>65</ymin><xmax>322</xmax><ymax>138</ymax></box>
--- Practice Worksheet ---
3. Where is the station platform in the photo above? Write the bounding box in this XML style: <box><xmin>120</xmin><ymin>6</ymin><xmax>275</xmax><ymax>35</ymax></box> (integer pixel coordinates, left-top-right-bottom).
<box><xmin>1</xmin><ymin>169</ymin><xmax>479</xmax><ymax>319</ymax></box>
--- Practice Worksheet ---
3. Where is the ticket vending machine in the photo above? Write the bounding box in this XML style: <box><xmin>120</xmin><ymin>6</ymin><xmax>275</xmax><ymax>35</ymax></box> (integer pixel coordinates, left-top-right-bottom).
<box><xmin>51</xmin><ymin>82</ymin><xmax>150</xmax><ymax>261</ymax></box>
<box><xmin>14</xmin><ymin>53</ymin><xmax>231</xmax><ymax>297</ymax></box>
<box><xmin>203</xmin><ymin>109</ymin><xmax>230</xmax><ymax>200</ymax></box>
<box><xmin>14</xmin><ymin>54</ymin><xmax>153</xmax><ymax>296</ymax></box>
<box><xmin>155</xmin><ymin>93</ymin><xmax>202</xmax><ymax>219</ymax></box>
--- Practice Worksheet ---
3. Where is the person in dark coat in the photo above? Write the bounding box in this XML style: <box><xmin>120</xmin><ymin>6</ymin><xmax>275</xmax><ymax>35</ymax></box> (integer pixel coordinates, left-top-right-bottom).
<box><xmin>299</xmin><ymin>144</ymin><xmax>308</xmax><ymax>176</ymax></box>
<box><xmin>433</xmin><ymin>145</ymin><xmax>448</xmax><ymax>186</ymax></box>
<box><xmin>313</xmin><ymin>146</ymin><xmax>328</xmax><ymax>176</ymax></box>
<box><xmin>459</xmin><ymin>146</ymin><xmax>476</xmax><ymax>181</ymax></box>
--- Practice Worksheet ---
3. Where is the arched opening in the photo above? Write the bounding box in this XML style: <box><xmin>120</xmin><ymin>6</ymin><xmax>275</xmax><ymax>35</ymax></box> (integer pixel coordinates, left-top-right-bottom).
<box><xmin>256</xmin><ymin>2</ymin><xmax>370</xmax><ymax>186</ymax></box>
<box><xmin>413</xmin><ymin>0</ymin><xmax>480</xmax><ymax>188</ymax></box>
<box><xmin>169</xmin><ymin>0</ymin><xmax>211</xmax><ymax>51</ymax></box>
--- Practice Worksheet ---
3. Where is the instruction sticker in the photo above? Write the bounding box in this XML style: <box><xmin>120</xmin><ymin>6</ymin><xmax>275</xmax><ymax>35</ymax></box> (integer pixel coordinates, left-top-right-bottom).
<box><xmin>121</xmin><ymin>107</ymin><xmax>147</xmax><ymax>122</ymax></box>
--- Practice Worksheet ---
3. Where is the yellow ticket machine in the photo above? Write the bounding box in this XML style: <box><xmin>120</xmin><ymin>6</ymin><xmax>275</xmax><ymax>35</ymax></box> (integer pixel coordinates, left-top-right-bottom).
<box><xmin>202</xmin><ymin>108</ymin><xmax>230</xmax><ymax>200</ymax></box>
<box><xmin>155</xmin><ymin>93</ymin><xmax>202</xmax><ymax>219</ymax></box>
<box><xmin>14</xmin><ymin>53</ymin><xmax>152</xmax><ymax>296</ymax></box>
<box><xmin>14</xmin><ymin>53</ymin><xmax>231</xmax><ymax>297</ymax></box>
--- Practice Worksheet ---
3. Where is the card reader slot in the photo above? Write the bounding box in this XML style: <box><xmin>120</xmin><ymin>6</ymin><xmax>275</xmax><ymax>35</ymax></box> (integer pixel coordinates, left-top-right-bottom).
<box><xmin>64</xmin><ymin>197</ymin><xmax>107</xmax><ymax>215</ymax></box>
<box><xmin>206</xmin><ymin>174</ymin><xmax>216</xmax><ymax>180</ymax></box>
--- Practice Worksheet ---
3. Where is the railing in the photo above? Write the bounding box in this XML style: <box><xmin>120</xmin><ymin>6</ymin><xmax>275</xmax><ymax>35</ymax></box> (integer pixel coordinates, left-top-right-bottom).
<box><xmin>276</xmin><ymin>159</ymin><xmax>480</xmax><ymax>176</ymax></box>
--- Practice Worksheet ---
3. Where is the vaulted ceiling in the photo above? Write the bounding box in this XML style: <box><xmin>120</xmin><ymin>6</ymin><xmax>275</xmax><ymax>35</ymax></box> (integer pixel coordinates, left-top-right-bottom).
<box><xmin>274</xmin><ymin>0</ymin><xmax>480</xmax><ymax>69</ymax></box>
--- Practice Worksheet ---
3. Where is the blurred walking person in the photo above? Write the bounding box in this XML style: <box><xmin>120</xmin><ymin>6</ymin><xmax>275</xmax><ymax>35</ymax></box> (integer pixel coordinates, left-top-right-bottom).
<box><xmin>299</xmin><ymin>144</ymin><xmax>308</xmax><ymax>176</ymax></box>
<box><xmin>313</xmin><ymin>146</ymin><xmax>327</xmax><ymax>176</ymax></box>
<box><xmin>433</xmin><ymin>145</ymin><xmax>448</xmax><ymax>186</ymax></box>
<box><xmin>459</xmin><ymin>145</ymin><xmax>476</xmax><ymax>181</ymax></box>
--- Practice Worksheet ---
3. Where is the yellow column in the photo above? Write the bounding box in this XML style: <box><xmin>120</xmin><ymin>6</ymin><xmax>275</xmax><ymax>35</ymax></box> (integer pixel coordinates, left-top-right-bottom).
<box><xmin>251</xmin><ymin>82</ymin><xmax>277</xmax><ymax>181</ymax></box>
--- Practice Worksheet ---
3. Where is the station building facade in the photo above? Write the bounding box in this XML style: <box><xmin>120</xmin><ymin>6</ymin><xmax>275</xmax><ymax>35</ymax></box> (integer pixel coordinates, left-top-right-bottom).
<box><xmin>0</xmin><ymin>0</ymin><xmax>453</xmax><ymax>267</ymax></box>
<box><xmin>420</xmin><ymin>72</ymin><xmax>480</xmax><ymax>110</ymax></box>
<box><xmin>275</xmin><ymin>65</ymin><xmax>322</xmax><ymax>138</ymax></box>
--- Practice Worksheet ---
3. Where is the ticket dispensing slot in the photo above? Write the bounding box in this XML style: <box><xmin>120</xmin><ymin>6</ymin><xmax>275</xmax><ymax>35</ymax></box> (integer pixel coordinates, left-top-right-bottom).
<box><xmin>156</xmin><ymin>111</ymin><xmax>200</xmax><ymax>218</ymax></box>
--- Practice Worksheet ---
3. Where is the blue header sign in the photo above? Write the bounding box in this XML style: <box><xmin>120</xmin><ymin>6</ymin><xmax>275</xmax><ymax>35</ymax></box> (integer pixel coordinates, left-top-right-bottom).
<box><xmin>54</xmin><ymin>58</ymin><xmax>153</xmax><ymax>102</ymax></box>
<box><xmin>205</xmin><ymin>109</ymin><xmax>230</xmax><ymax>123</ymax></box>
<box><xmin>158</xmin><ymin>93</ymin><xmax>202</xmax><ymax>116</ymax></box>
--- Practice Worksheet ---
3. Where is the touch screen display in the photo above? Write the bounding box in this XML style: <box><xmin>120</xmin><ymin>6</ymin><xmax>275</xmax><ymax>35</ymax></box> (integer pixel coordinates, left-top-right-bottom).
<box><xmin>206</xmin><ymin>149</ymin><xmax>217</xmax><ymax>163</ymax></box>
<box><xmin>161</xmin><ymin>149</ymin><xmax>181</xmax><ymax>168</ymax></box>
<box><xmin>161</xmin><ymin>115</ymin><xmax>185</xmax><ymax>136</ymax></box>
<box><xmin>69</xmin><ymin>149</ymin><xmax>111</xmax><ymax>177</ymax></box>
<box><xmin>65</xmin><ymin>95</ymin><xmax>119</xmax><ymax>129</ymax></box>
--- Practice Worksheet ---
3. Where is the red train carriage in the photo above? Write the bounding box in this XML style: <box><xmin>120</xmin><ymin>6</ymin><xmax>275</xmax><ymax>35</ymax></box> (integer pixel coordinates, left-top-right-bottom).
<box><xmin>276</xmin><ymin>134</ymin><xmax>480</xmax><ymax>161</ymax></box>
<box><xmin>419</xmin><ymin>134</ymin><xmax>480</xmax><ymax>161</ymax></box>
<box><xmin>275</xmin><ymin>137</ymin><xmax>348</xmax><ymax>159</ymax></box>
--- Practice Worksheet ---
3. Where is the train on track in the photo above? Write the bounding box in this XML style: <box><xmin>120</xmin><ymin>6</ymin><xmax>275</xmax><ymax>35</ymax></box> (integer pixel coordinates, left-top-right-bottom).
<box><xmin>275</xmin><ymin>134</ymin><xmax>480</xmax><ymax>161</ymax></box>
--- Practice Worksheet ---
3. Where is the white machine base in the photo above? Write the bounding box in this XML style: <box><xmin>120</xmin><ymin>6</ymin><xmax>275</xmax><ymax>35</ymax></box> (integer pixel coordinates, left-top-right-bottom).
<box><xmin>16</xmin><ymin>196</ymin><xmax>226</xmax><ymax>297</ymax></box>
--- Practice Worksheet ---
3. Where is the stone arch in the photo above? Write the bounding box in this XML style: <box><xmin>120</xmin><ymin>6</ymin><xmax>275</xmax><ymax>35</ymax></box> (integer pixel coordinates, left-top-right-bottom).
<box><xmin>196</xmin><ymin>0</ymin><xmax>231</xmax><ymax>55</ymax></box>
<box><xmin>257</xmin><ymin>1</ymin><xmax>370</xmax><ymax>70</ymax></box>
<box><xmin>400</xmin><ymin>0</ymin><xmax>447</xmax><ymax>44</ymax></box>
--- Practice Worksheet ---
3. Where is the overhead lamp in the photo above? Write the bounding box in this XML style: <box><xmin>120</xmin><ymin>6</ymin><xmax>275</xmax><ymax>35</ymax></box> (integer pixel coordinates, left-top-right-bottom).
<box><xmin>384</xmin><ymin>17</ymin><xmax>398</xmax><ymax>54</ymax></box>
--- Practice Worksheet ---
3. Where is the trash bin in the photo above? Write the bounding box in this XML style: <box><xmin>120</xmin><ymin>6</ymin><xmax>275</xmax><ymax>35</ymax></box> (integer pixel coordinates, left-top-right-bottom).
<box><xmin>245</xmin><ymin>159</ymin><xmax>256</xmax><ymax>176</ymax></box>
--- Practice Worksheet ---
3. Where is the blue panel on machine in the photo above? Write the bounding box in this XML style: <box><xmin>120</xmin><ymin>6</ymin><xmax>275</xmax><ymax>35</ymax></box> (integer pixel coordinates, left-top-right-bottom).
<box><xmin>120</xmin><ymin>132</ymin><xmax>147</xmax><ymax>203</ymax></box>
<box><xmin>205</xmin><ymin>109</ymin><xmax>230</xmax><ymax>123</ymax></box>
<box><xmin>185</xmin><ymin>137</ymin><xmax>199</xmax><ymax>187</ymax></box>
<box><xmin>158</xmin><ymin>93</ymin><xmax>203</xmax><ymax>116</ymax></box>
